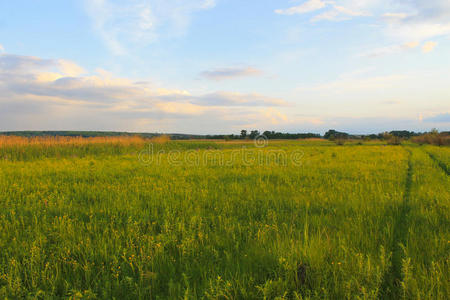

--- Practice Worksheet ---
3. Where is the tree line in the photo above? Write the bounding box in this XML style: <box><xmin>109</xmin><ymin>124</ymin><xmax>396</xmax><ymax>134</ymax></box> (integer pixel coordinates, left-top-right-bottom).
<box><xmin>1</xmin><ymin>129</ymin><xmax>448</xmax><ymax>143</ymax></box>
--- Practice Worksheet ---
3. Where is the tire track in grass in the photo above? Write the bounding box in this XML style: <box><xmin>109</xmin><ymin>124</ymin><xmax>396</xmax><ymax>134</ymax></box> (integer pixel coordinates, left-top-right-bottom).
<box><xmin>380</xmin><ymin>147</ymin><xmax>413</xmax><ymax>298</ymax></box>
<box><xmin>425</xmin><ymin>151</ymin><xmax>449</xmax><ymax>175</ymax></box>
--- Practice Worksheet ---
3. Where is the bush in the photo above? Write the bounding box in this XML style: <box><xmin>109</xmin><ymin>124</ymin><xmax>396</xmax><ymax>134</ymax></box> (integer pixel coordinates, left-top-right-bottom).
<box><xmin>411</xmin><ymin>132</ymin><xmax>450</xmax><ymax>146</ymax></box>
<box><xmin>387</xmin><ymin>136</ymin><xmax>402</xmax><ymax>145</ymax></box>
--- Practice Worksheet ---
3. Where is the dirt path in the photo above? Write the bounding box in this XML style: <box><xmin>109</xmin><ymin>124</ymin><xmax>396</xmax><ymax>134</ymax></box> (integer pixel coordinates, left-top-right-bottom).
<box><xmin>379</xmin><ymin>147</ymin><xmax>413</xmax><ymax>298</ymax></box>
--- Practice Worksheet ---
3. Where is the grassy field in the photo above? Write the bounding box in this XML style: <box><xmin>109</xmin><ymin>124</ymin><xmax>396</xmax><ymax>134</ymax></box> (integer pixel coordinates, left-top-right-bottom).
<box><xmin>0</xmin><ymin>137</ymin><xmax>448</xmax><ymax>299</ymax></box>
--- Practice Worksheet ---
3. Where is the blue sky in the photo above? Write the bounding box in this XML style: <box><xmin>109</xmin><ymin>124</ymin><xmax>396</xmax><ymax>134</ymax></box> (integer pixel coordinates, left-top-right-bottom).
<box><xmin>0</xmin><ymin>0</ymin><xmax>449</xmax><ymax>134</ymax></box>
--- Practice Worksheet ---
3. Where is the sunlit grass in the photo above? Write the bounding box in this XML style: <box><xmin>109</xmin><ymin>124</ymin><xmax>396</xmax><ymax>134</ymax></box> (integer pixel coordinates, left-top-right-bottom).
<box><xmin>0</xmin><ymin>137</ymin><xmax>448</xmax><ymax>299</ymax></box>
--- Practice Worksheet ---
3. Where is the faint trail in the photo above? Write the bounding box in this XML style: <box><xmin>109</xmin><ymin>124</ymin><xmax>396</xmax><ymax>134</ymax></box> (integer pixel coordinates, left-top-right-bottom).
<box><xmin>380</xmin><ymin>148</ymin><xmax>413</xmax><ymax>299</ymax></box>
<box><xmin>425</xmin><ymin>151</ymin><xmax>449</xmax><ymax>175</ymax></box>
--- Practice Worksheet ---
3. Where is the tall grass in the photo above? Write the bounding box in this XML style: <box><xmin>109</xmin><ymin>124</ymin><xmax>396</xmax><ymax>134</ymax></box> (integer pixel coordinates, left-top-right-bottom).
<box><xmin>0</xmin><ymin>136</ymin><xmax>222</xmax><ymax>161</ymax></box>
<box><xmin>0</xmin><ymin>139</ymin><xmax>448</xmax><ymax>298</ymax></box>
<box><xmin>0</xmin><ymin>135</ymin><xmax>147</xmax><ymax>147</ymax></box>
<box><xmin>397</xmin><ymin>147</ymin><xmax>449</xmax><ymax>298</ymax></box>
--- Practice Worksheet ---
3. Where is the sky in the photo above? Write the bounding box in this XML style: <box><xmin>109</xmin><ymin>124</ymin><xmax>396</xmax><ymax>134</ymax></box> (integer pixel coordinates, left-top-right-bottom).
<box><xmin>0</xmin><ymin>0</ymin><xmax>449</xmax><ymax>134</ymax></box>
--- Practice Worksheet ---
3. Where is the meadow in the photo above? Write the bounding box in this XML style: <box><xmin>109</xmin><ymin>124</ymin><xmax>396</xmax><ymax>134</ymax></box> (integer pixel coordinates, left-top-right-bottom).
<box><xmin>0</xmin><ymin>136</ymin><xmax>448</xmax><ymax>299</ymax></box>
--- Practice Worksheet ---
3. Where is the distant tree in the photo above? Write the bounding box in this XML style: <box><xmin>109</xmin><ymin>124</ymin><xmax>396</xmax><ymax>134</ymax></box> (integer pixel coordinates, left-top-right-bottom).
<box><xmin>390</xmin><ymin>130</ymin><xmax>417</xmax><ymax>138</ymax></box>
<box><xmin>263</xmin><ymin>131</ymin><xmax>272</xmax><ymax>138</ymax></box>
<box><xmin>240</xmin><ymin>130</ymin><xmax>247</xmax><ymax>139</ymax></box>
<box><xmin>382</xmin><ymin>132</ymin><xmax>393</xmax><ymax>140</ymax></box>
<box><xmin>324</xmin><ymin>129</ymin><xmax>348</xmax><ymax>140</ymax></box>
<box><xmin>260</xmin><ymin>131</ymin><xmax>320</xmax><ymax>139</ymax></box>
<box><xmin>249</xmin><ymin>130</ymin><xmax>260</xmax><ymax>139</ymax></box>
<box><xmin>324</xmin><ymin>130</ymin><xmax>336</xmax><ymax>140</ymax></box>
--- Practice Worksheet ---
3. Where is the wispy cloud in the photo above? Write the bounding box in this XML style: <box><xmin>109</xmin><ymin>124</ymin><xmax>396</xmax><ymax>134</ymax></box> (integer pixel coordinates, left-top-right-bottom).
<box><xmin>382</xmin><ymin>12</ymin><xmax>412</xmax><ymax>20</ymax></box>
<box><xmin>0</xmin><ymin>44</ymin><xmax>4</xmax><ymax>52</ymax></box>
<box><xmin>275</xmin><ymin>0</ymin><xmax>328</xmax><ymax>16</ymax></box>
<box><xmin>276</xmin><ymin>0</ymin><xmax>450</xmax><ymax>42</ymax></box>
<box><xmin>361</xmin><ymin>39</ymin><xmax>439</xmax><ymax>58</ymax></box>
<box><xmin>361</xmin><ymin>41</ymin><xmax>419</xmax><ymax>58</ymax></box>
<box><xmin>275</xmin><ymin>0</ymin><xmax>370</xmax><ymax>21</ymax></box>
<box><xmin>422</xmin><ymin>41</ymin><xmax>437</xmax><ymax>53</ymax></box>
<box><xmin>274</xmin><ymin>0</ymin><xmax>450</xmax><ymax>57</ymax></box>
<box><xmin>151</xmin><ymin>91</ymin><xmax>288</xmax><ymax>107</ymax></box>
<box><xmin>200</xmin><ymin>66</ymin><xmax>262</xmax><ymax>81</ymax></box>
<box><xmin>312</xmin><ymin>4</ymin><xmax>370</xmax><ymax>22</ymax></box>
<box><xmin>380</xmin><ymin>0</ymin><xmax>450</xmax><ymax>42</ymax></box>
<box><xmin>84</xmin><ymin>0</ymin><xmax>217</xmax><ymax>55</ymax></box>
<box><xmin>188</xmin><ymin>92</ymin><xmax>288</xmax><ymax>107</ymax></box>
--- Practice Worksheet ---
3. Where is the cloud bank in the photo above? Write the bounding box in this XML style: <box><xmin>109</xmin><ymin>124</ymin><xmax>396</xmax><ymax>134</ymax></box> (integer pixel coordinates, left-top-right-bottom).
<box><xmin>0</xmin><ymin>52</ymin><xmax>289</xmax><ymax>133</ymax></box>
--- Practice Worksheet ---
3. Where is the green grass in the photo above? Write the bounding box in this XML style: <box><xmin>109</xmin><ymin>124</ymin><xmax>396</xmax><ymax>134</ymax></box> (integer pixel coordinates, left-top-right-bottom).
<box><xmin>0</xmin><ymin>140</ymin><xmax>448</xmax><ymax>299</ymax></box>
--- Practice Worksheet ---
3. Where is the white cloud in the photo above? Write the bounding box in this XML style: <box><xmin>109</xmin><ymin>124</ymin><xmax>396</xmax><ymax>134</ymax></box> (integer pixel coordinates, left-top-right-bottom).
<box><xmin>276</xmin><ymin>0</ymin><xmax>450</xmax><ymax>57</ymax></box>
<box><xmin>404</xmin><ymin>41</ymin><xmax>420</xmax><ymax>48</ymax></box>
<box><xmin>276</xmin><ymin>0</ymin><xmax>370</xmax><ymax>21</ymax></box>
<box><xmin>275</xmin><ymin>0</ymin><xmax>328</xmax><ymax>15</ymax></box>
<box><xmin>264</xmin><ymin>108</ymin><xmax>289</xmax><ymax>125</ymax></box>
<box><xmin>84</xmin><ymin>0</ymin><xmax>217</xmax><ymax>55</ymax></box>
<box><xmin>347</xmin><ymin>1</ymin><xmax>450</xmax><ymax>58</ymax></box>
<box><xmin>276</xmin><ymin>0</ymin><xmax>450</xmax><ymax>42</ymax></box>
<box><xmin>0</xmin><ymin>44</ymin><xmax>4</xmax><ymax>52</ymax></box>
<box><xmin>333</xmin><ymin>5</ymin><xmax>369</xmax><ymax>17</ymax></box>
<box><xmin>311</xmin><ymin>9</ymin><xmax>341</xmax><ymax>21</ymax></box>
<box><xmin>0</xmin><ymin>54</ymin><xmax>85</xmax><ymax>80</ymax></box>
<box><xmin>385</xmin><ymin>22</ymin><xmax>450</xmax><ymax>42</ymax></box>
<box><xmin>58</xmin><ymin>60</ymin><xmax>86</xmax><ymax>77</ymax></box>
<box><xmin>0</xmin><ymin>54</ymin><xmax>283</xmax><ymax>108</ymax></box>
<box><xmin>312</xmin><ymin>4</ymin><xmax>370</xmax><ymax>22</ymax></box>
<box><xmin>380</xmin><ymin>0</ymin><xmax>450</xmax><ymax>42</ymax></box>
<box><xmin>422</xmin><ymin>41</ymin><xmax>437</xmax><ymax>53</ymax></box>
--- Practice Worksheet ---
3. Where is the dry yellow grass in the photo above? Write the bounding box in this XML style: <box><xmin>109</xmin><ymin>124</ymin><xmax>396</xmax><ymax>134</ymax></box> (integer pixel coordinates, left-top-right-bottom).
<box><xmin>149</xmin><ymin>135</ymin><xmax>171</xmax><ymax>144</ymax></box>
<box><xmin>0</xmin><ymin>135</ymin><xmax>147</xmax><ymax>148</ymax></box>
